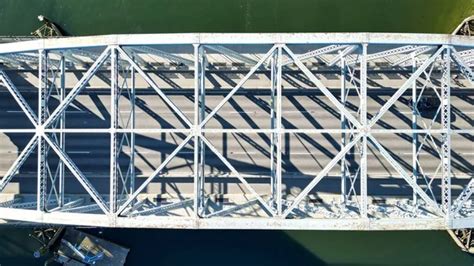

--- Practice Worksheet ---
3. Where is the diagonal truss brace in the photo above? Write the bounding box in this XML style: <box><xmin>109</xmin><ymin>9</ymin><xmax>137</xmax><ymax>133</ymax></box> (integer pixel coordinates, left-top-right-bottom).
<box><xmin>282</xmin><ymin>45</ymin><xmax>348</xmax><ymax>66</ymax></box>
<box><xmin>369</xmin><ymin>46</ymin><xmax>446</xmax><ymax>128</ymax></box>
<box><xmin>205</xmin><ymin>45</ymin><xmax>258</xmax><ymax>66</ymax></box>
<box><xmin>283</xmin><ymin>45</ymin><xmax>362</xmax><ymax>129</ymax></box>
<box><xmin>0</xmin><ymin>135</ymin><xmax>38</xmax><ymax>191</ymax></box>
<box><xmin>283</xmin><ymin>133</ymin><xmax>363</xmax><ymax>218</ymax></box>
<box><xmin>43</xmin><ymin>134</ymin><xmax>109</xmax><ymax>214</ymax></box>
<box><xmin>116</xmin><ymin>134</ymin><xmax>194</xmax><ymax>215</ymax></box>
<box><xmin>368</xmin><ymin>134</ymin><xmax>443</xmax><ymax>215</ymax></box>
<box><xmin>43</xmin><ymin>47</ymin><xmax>111</xmax><ymax>128</ymax></box>
<box><xmin>328</xmin><ymin>45</ymin><xmax>358</xmax><ymax>66</ymax></box>
<box><xmin>117</xmin><ymin>46</ymin><xmax>193</xmax><ymax>128</ymax></box>
<box><xmin>0</xmin><ymin>71</ymin><xmax>38</xmax><ymax>126</ymax></box>
<box><xmin>392</xmin><ymin>46</ymin><xmax>434</xmax><ymax>66</ymax></box>
<box><xmin>450</xmin><ymin>47</ymin><xmax>474</xmax><ymax>85</ymax></box>
<box><xmin>130</xmin><ymin>199</ymin><xmax>194</xmax><ymax>217</ymax></box>
<box><xmin>346</xmin><ymin>45</ymin><xmax>422</xmax><ymax>65</ymax></box>
<box><xmin>199</xmin><ymin>45</ymin><xmax>277</xmax><ymax>127</ymax></box>
<box><xmin>200</xmin><ymin>135</ymin><xmax>276</xmax><ymax>216</ymax></box>
<box><xmin>453</xmin><ymin>179</ymin><xmax>474</xmax><ymax>216</ymax></box>
<box><xmin>205</xmin><ymin>198</ymin><xmax>259</xmax><ymax>218</ymax></box>
<box><xmin>133</xmin><ymin>46</ymin><xmax>194</xmax><ymax>66</ymax></box>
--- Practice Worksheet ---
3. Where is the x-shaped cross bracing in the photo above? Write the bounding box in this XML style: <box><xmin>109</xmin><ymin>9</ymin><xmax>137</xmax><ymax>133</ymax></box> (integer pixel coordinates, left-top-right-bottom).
<box><xmin>277</xmin><ymin>45</ymin><xmax>449</xmax><ymax>217</ymax></box>
<box><xmin>0</xmin><ymin>39</ymin><xmax>470</xmax><ymax>224</ymax></box>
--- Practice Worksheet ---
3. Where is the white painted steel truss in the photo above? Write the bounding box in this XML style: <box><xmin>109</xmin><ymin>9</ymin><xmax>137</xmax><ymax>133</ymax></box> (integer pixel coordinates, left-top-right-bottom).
<box><xmin>0</xmin><ymin>33</ymin><xmax>472</xmax><ymax>230</ymax></box>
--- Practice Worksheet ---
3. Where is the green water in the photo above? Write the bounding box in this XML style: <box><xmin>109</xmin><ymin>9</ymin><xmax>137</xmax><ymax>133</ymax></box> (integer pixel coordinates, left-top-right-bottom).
<box><xmin>0</xmin><ymin>1</ymin><xmax>473</xmax><ymax>265</ymax></box>
<box><xmin>0</xmin><ymin>0</ymin><xmax>471</xmax><ymax>35</ymax></box>
<box><xmin>1</xmin><ymin>228</ymin><xmax>474</xmax><ymax>265</ymax></box>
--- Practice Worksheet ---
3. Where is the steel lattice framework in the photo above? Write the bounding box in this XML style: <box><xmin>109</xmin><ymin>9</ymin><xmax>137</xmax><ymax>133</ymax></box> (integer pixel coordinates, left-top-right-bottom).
<box><xmin>0</xmin><ymin>33</ymin><xmax>472</xmax><ymax>229</ymax></box>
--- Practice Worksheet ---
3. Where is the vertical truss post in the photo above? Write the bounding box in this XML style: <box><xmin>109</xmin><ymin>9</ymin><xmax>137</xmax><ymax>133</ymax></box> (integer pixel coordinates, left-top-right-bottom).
<box><xmin>58</xmin><ymin>53</ymin><xmax>66</xmax><ymax>207</ymax></box>
<box><xmin>411</xmin><ymin>54</ymin><xmax>418</xmax><ymax>206</ymax></box>
<box><xmin>270</xmin><ymin>50</ymin><xmax>277</xmax><ymax>205</ymax></box>
<box><xmin>110</xmin><ymin>47</ymin><xmax>119</xmax><ymax>214</ymax></box>
<box><xmin>129</xmin><ymin>57</ymin><xmax>136</xmax><ymax>195</ymax></box>
<box><xmin>360</xmin><ymin>43</ymin><xmax>368</xmax><ymax>217</ymax></box>
<box><xmin>441</xmin><ymin>48</ymin><xmax>452</xmax><ymax>222</ymax></box>
<box><xmin>340</xmin><ymin>56</ymin><xmax>347</xmax><ymax>204</ymax></box>
<box><xmin>37</xmin><ymin>49</ymin><xmax>48</xmax><ymax>211</ymax></box>
<box><xmin>198</xmin><ymin>46</ymin><xmax>206</xmax><ymax>216</ymax></box>
<box><xmin>193</xmin><ymin>44</ymin><xmax>206</xmax><ymax>217</ymax></box>
<box><xmin>193</xmin><ymin>44</ymin><xmax>200</xmax><ymax>217</ymax></box>
<box><xmin>276</xmin><ymin>45</ymin><xmax>283</xmax><ymax>216</ymax></box>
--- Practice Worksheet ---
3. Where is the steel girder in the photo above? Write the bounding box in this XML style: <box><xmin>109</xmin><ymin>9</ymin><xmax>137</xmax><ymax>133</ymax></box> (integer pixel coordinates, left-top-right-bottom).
<box><xmin>0</xmin><ymin>33</ymin><xmax>472</xmax><ymax>230</ymax></box>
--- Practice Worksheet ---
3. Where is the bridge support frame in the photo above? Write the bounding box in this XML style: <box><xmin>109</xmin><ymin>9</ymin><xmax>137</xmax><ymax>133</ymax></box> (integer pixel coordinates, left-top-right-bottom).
<box><xmin>0</xmin><ymin>33</ymin><xmax>471</xmax><ymax>229</ymax></box>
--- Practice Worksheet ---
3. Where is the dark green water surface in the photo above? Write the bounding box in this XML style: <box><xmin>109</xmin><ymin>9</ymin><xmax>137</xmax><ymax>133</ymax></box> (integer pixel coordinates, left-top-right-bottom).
<box><xmin>1</xmin><ymin>228</ymin><xmax>474</xmax><ymax>265</ymax></box>
<box><xmin>0</xmin><ymin>1</ymin><xmax>473</xmax><ymax>265</ymax></box>
<box><xmin>0</xmin><ymin>0</ymin><xmax>472</xmax><ymax>35</ymax></box>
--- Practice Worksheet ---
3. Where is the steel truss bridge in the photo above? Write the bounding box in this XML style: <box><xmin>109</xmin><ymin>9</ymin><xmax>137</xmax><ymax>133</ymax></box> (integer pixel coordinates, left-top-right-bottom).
<box><xmin>0</xmin><ymin>33</ymin><xmax>472</xmax><ymax>230</ymax></box>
